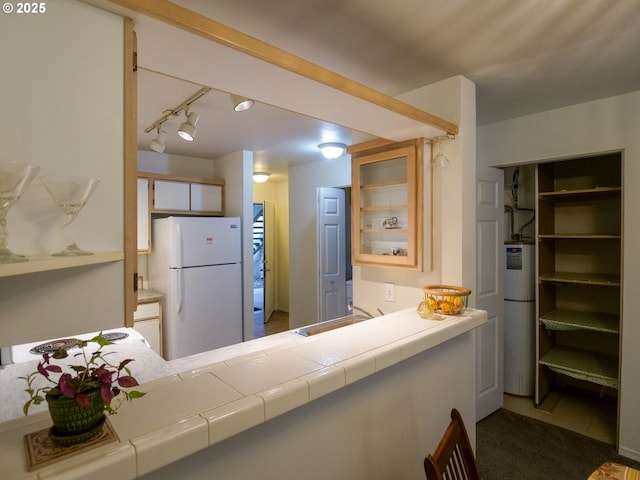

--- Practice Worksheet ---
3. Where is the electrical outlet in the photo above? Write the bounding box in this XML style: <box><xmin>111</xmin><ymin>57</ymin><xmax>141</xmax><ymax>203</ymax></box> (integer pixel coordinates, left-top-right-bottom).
<box><xmin>384</xmin><ymin>283</ymin><xmax>395</xmax><ymax>302</ymax></box>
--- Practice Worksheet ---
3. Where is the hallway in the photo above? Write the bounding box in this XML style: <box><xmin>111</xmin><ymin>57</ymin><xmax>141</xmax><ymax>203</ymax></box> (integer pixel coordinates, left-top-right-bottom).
<box><xmin>253</xmin><ymin>283</ymin><xmax>289</xmax><ymax>338</ymax></box>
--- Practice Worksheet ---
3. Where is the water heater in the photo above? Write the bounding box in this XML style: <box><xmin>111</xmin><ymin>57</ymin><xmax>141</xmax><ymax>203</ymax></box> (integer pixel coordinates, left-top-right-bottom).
<box><xmin>504</xmin><ymin>242</ymin><xmax>536</xmax><ymax>396</ymax></box>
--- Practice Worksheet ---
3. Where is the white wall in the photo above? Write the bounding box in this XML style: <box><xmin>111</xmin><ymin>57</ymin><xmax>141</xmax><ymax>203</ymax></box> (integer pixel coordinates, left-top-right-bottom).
<box><xmin>215</xmin><ymin>151</ymin><xmax>255</xmax><ymax>340</ymax></box>
<box><xmin>288</xmin><ymin>157</ymin><xmax>351</xmax><ymax>328</ymax></box>
<box><xmin>0</xmin><ymin>0</ymin><xmax>125</xmax><ymax>345</ymax></box>
<box><xmin>352</xmin><ymin>76</ymin><xmax>477</xmax><ymax>317</ymax></box>
<box><xmin>137</xmin><ymin>150</ymin><xmax>215</xmax><ymax>178</ymax></box>
<box><xmin>477</xmin><ymin>90</ymin><xmax>640</xmax><ymax>460</ymax></box>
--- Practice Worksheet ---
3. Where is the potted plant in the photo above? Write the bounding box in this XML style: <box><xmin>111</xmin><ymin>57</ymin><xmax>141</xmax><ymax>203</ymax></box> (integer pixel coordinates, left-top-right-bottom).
<box><xmin>21</xmin><ymin>332</ymin><xmax>146</xmax><ymax>446</ymax></box>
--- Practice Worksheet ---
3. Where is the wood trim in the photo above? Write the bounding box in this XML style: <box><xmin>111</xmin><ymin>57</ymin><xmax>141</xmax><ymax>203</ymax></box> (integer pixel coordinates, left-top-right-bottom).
<box><xmin>137</xmin><ymin>171</ymin><xmax>224</xmax><ymax>186</ymax></box>
<box><xmin>106</xmin><ymin>0</ymin><xmax>458</xmax><ymax>136</ymax></box>
<box><xmin>123</xmin><ymin>18</ymin><xmax>137</xmax><ymax>328</ymax></box>
<box><xmin>351</xmin><ymin>138</ymin><xmax>424</xmax><ymax>271</ymax></box>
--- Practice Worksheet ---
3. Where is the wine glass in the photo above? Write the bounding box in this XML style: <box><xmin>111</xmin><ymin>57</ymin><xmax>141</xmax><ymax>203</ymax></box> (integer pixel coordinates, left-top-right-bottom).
<box><xmin>40</xmin><ymin>176</ymin><xmax>99</xmax><ymax>256</ymax></box>
<box><xmin>0</xmin><ymin>161</ymin><xmax>40</xmax><ymax>263</ymax></box>
<box><xmin>432</xmin><ymin>140</ymin><xmax>450</xmax><ymax>168</ymax></box>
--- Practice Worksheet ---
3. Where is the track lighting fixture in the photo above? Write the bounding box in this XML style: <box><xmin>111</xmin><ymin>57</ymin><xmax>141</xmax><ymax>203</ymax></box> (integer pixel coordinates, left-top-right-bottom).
<box><xmin>318</xmin><ymin>142</ymin><xmax>347</xmax><ymax>159</ymax></box>
<box><xmin>144</xmin><ymin>87</ymin><xmax>210</xmax><ymax>150</ymax></box>
<box><xmin>149</xmin><ymin>128</ymin><xmax>167</xmax><ymax>153</ymax></box>
<box><xmin>178</xmin><ymin>109</ymin><xmax>199</xmax><ymax>141</ymax></box>
<box><xmin>231</xmin><ymin>94</ymin><xmax>254</xmax><ymax>112</ymax></box>
<box><xmin>253</xmin><ymin>172</ymin><xmax>271</xmax><ymax>183</ymax></box>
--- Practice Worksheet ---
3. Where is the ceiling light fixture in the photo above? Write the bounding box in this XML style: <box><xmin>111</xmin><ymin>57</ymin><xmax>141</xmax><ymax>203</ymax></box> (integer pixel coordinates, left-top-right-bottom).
<box><xmin>318</xmin><ymin>142</ymin><xmax>347</xmax><ymax>159</ymax></box>
<box><xmin>144</xmin><ymin>86</ymin><xmax>210</xmax><ymax>149</ymax></box>
<box><xmin>178</xmin><ymin>109</ymin><xmax>199</xmax><ymax>141</ymax></box>
<box><xmin>253</xmin><ymin>172</ymin><xmax>271</xmax><ymax>183</ymax></box>
<box><xmin>149</xmin><ymin>128</ymin><xmax>167</xmax><ymax>153</ymax></box>
<box><xmin>231</xmin><ymin>94</ymin><xmax>255</xmax><ymax>112</ymax></box>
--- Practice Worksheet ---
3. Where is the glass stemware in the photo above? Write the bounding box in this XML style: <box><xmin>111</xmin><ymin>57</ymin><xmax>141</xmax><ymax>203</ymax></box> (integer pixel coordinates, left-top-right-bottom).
<box><xmin>432</xmin><ymin>141</ymin><xmax>450</xmax><ymax>168</ymax></box>
<box><xmin>40</xmin><ymin>176</ymin><xmax>99</xmax><ymax>256</ymax></box>
<box><xmin>0</xmin><ymin>161</ymin><xmax>40</xmax><ymax>263</ymax></box>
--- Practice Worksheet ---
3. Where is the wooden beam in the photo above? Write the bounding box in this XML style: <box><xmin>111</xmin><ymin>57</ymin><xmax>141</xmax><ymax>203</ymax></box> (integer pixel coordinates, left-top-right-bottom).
<box><xmin>106</xmin><ymin>0</ymin><xmax>458</xmax><ymax>136</ymax></box>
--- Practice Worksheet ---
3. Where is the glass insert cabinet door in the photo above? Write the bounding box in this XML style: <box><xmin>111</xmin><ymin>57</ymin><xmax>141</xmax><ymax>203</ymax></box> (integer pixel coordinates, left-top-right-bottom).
<box><xmin>350</xmin><ymin>138</ymin><xmax>424</xmax><ymax>271</ymax></box>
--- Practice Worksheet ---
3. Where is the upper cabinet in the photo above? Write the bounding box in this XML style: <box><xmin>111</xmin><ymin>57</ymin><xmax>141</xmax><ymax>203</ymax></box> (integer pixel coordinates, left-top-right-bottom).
<box><xmin>137</xmin><ymin>173</ymin><xmax>225</xmax><ymax>253</ymax></box>
<box><xmin>349</xmin><ymin>139</ymin><xmax>424</xmax><ymax>271</ymax></box>
<box><xmin>143</xmin><ymin>173</ymin><xmax>224</xmax><ymax>215</ymax></box>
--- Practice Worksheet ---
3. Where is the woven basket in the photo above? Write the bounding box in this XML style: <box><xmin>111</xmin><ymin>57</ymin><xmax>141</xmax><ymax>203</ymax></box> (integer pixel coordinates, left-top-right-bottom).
<box><xmin>422</xmin><ymin>285</ymin><xmax>471</xmax><ymax>315</ymax></box>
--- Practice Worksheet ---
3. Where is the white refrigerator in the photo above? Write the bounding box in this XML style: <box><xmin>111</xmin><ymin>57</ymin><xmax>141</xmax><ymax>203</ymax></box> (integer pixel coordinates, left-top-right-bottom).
<box><xmin>148</xmin><ymin>216</ymin><xmax>243</xmax><ymax>360</ymax></box>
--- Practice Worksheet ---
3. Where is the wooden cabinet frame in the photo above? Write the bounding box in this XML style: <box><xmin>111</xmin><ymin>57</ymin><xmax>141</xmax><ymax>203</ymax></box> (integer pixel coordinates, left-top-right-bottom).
<box><xmin>349</xmin><ymin>138</ymin><xmax>424</xmax><ymax>271</ymax></box>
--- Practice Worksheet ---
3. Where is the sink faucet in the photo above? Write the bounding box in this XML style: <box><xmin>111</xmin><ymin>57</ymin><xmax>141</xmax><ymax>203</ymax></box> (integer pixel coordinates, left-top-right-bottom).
<box><xmin>349</xmin><ymin>305</ymin><xmax>384</xmax><ymax>318</ymax></box>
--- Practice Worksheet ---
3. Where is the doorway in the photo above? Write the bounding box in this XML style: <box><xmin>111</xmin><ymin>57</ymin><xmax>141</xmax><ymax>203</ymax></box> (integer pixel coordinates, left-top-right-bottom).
<box><xmin>253</xmin><ymin>201</ymin><xmax>286</xmax><ymax>337</ymax></box>
<box><xmin>317</xmin><ymin>186</ymin><xmax>352</xmax><ymax>322</ymax></box>
<box><xmin>253</xmin><ymin>203</ymin><xmax>267</xmax><ymax>324</ymax></box>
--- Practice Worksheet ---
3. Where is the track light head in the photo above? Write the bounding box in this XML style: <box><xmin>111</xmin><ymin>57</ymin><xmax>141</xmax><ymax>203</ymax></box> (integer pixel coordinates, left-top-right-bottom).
<box><xmin>178</xmin><ymin>111</ymin><xmax>199</xmax><ymax>141</ymax></box>
<box><xmin>231</xmin><ymin>94</ymin><xmax>254</xmax><ymax>112</ymax></box>
<box><xmin>149</xmin><ymin>128</ymin><xmax>167</xmax><ymax>153</ymax></box>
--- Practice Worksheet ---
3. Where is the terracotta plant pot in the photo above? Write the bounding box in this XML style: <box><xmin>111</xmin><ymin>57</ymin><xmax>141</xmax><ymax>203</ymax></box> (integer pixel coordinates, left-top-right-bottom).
<box><xmin>46</xmin><ymin>389</ymin><xmax>105</xmax><ymax>446</ymax></box>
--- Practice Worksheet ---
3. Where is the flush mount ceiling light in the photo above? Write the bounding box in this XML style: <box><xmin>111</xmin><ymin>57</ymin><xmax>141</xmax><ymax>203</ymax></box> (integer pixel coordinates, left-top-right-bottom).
<box><xmin>149</xmin><ymin>128</ymin><xmax>167</xmax><ymax>153</ymax></box>
<box><xmin>253</xmin><ymin>172</ymin><xmax>271</xmax><ymax>183</ymax></box>
<box><xmin>144</xmin><ymin>87</ymin><xmax>210</xmax><ymax>149</ymax></box>
<box><xmin>318</xmin><ymin>142</ymin><xmax>347</xmax><ymax>159</ymax></box>
<box><xmin>231</xmin><ymin>94</ymin><xmax>255</xmax><ymax>112</ymax></box>
<box><xmin>178</xmin><ymin>109</ymin><xmax>199</xmax><ymax>141</ymax></box>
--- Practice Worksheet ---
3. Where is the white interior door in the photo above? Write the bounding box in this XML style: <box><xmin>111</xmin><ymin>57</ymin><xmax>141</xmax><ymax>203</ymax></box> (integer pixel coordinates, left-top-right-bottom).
<box><xmin>263</xmin><ymin>201</ymin><xmax>276</xmax><ymax>322</ymax></box>
<box><xmin>317</xmin><ymin>187</ymin><xmax>346</xmax><ymax>322</ymax></box>
<box><xmin>475</xmin><ymin>166</ymin><xmax>504</xmax><ymax>420</ymax></box>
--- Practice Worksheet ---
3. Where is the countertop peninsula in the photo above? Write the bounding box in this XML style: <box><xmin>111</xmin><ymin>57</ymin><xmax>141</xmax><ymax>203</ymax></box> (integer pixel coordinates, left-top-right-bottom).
<box><xmin>0</xmin><ymin>307</ymin><xmax>486</xmax><ymax>480</ymax></box>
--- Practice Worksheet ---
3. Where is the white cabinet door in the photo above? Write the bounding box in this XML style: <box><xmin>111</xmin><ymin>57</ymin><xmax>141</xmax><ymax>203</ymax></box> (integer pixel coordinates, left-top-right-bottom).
<box><xmin>137</xmin><ymin>178</ymin><xmax>150</xmax><ymax>252</ymax></box>
<box><xmin>133</xmin><ymin>319</ymin><xmax>162</xmax><ymax>357</ymax></box>
<box><xmin>191</xmin><ymin>183</ymin><xmax>222</xmax><ymax>213</ymax></box>
<box><xmin>154</xmin><ymin>180</ymin><xmax>190</xmax><ymax>211</ymax></box>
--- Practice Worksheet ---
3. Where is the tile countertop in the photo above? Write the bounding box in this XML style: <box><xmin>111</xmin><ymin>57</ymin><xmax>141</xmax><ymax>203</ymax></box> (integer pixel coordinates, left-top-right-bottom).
<box><xmin>0</xmin><ymin>307</ymin><xmax>486</xmax><ymax>480</ymax></box>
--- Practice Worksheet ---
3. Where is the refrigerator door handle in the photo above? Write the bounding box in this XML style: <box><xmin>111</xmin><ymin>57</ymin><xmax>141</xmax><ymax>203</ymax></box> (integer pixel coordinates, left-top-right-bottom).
<box><xmin>176</xmin><ymin>223</ymin><xmax>184</xmax><ymax>267</ymax></box>
<box><xmin>176</xmin><ymin>269</ymin><xmax>183</xmax><ymax>314</ymax></box>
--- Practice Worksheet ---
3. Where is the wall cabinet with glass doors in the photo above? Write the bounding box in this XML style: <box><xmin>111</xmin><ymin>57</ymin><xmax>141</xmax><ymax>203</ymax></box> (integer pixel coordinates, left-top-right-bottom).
<box><xmin>349</xmin><ymin>138</ymin><xmax>424</xmax><ymax>271</ymax></box>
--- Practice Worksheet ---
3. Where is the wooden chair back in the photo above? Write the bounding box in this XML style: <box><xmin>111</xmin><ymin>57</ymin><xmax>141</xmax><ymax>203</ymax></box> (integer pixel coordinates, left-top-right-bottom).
<box><xmin>424</xmin><ymin>408</ymin><xmax>481</xmax><ymax>480</ymax></box>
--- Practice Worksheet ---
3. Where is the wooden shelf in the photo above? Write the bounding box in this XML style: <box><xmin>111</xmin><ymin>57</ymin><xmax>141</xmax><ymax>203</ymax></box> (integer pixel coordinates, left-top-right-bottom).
<box><xmin>361</xmin><ymin>204</ymin><xmax>408</xmax><ymax>212</ymax></box>
<box><xmin>538</xmin><ymin>234</ymin><xmax>621</xmax><ymax>240</ymax></box>
<box><xmin>359</xmin><ymin>180</ymin><xmax>407</xmax><ymax>190</ymax></box>
<box><xmin>538</xmin><ymin>186</ymin><xmax>621</xmax><ymax>201</ymax></box>
<box><xmin>539</xmin><ymin>309</ymin><xmax>619</xmax><ymax>334</ymax></box>
<box><xmin>539</xmin><ymin>271</ymin><xmax>620</xmax><ymax>287</ymax></box>
<box><xmin>536</xmin><ymin>154</ymin><xmax>622</xmax><ymax>406</ymax></box>
<box><xmin>539</xmin><ymin>346</ymin><xmax>618</xmax><ymax>389</ymax></box>
<box><xmin>361</xmin><ymin>228</ymin><xmax>409</xmax><ymax>234</ymax></box>
<box><xmin>0</xmin><ymin>251</ymin><xmax>124</xmax><ymax>278</ymax></box>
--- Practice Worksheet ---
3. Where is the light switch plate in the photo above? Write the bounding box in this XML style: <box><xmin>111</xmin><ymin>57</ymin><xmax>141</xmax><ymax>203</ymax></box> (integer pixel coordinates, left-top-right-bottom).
<box><xmin>384</xmin><ymin>283</ymin><xmax>395</xmax><ymax>302</ymax></box>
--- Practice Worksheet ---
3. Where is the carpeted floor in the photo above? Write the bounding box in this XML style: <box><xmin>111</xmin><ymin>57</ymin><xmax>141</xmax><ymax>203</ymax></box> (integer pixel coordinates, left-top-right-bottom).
<box><xmin>477</xmin><ymin>409</ymin><xmax>640</xmax><ymax>480</ymax></box>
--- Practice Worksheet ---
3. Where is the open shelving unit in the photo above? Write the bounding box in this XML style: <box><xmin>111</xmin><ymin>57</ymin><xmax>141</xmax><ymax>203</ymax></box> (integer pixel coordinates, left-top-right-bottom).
<box><xmin>536</xmin><ymin>153</ymin><xmax>623</xmax><ymax>405</ymax></box>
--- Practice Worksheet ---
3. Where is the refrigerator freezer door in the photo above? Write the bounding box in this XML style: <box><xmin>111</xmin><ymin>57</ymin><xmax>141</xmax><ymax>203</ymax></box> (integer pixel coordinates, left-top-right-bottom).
<box><xmin>166</xmin><ymin>216</ymin><xmax>241</xmax><ymax>268</ymax></box>
<box><xmin>164</xmin><ymin>263</ymin><xmax>243</xmax><ymax>360</ymax></box>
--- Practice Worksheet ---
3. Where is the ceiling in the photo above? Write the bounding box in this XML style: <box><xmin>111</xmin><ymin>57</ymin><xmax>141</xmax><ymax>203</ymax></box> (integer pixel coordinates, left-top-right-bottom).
<box><xmin>136</xmin><ymin>0</ymin><xmax>640</xmax><ymax>179</ymax></box>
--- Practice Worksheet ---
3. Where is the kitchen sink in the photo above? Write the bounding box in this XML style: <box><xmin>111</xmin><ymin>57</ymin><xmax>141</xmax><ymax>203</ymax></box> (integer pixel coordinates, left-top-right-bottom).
<box><xmin>294</xmin><ymin>314</ymin><xmax>373</xmax><ymax>336</ymax></box>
